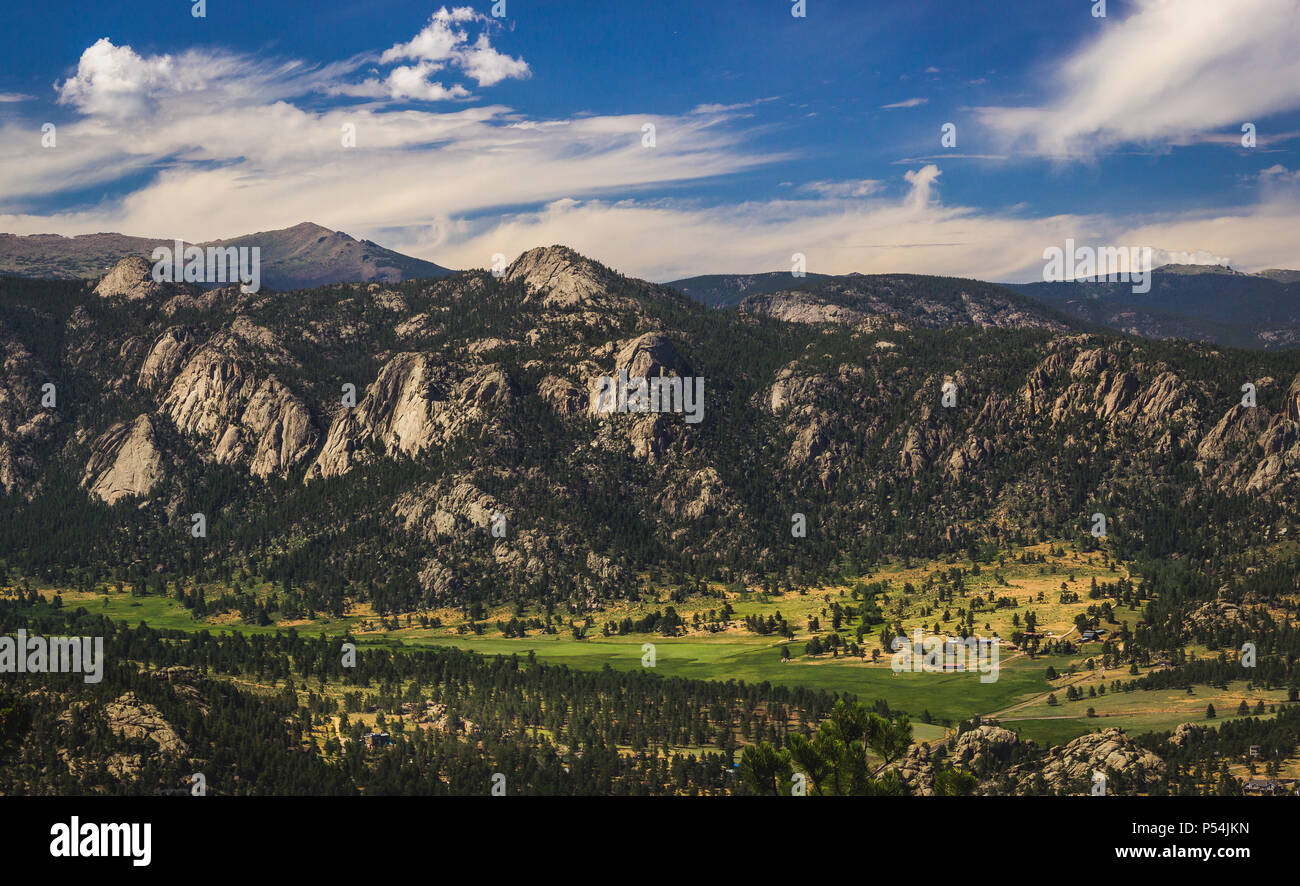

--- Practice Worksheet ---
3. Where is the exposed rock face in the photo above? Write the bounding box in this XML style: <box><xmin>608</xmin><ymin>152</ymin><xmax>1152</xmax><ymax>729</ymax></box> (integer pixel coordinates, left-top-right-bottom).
<box><xmin>138</xmin><ymin>326</ymin><xmax>197</xmax><ymax>390</ymax></box>
<box><xmin>890</xmin><ymin>742</ymin><xmax>936</xmax><ymax>796</ymax></box>
<box><xmin>1012</xmin><ymin>728</ymin><xmax>1164</xmax><ymax>795</ymax></box>
<box><xmin>415</xmin><ymin>702</ymin><xmax>477</xmax><ymax>736</ymax></box>
<box><xmin>1023</xmin><ymin>343</ymin><xmax>1297</xmax><ymax>494</ymax></box>
<box><xmin>951</xmin><ymin>724</ymin><xmax>1025</xmax><ymax>776</ymax></box>
<box><xmin>628</xmin><ymin>413</ymin><xmax>673</xmax><ymax>461</ymax></box>
<box><xmin>946</xmin><ymin>435</ymin><xmax>992</xmax><ymax>480</ymax></box>
<box><xmin>505</xmin><ymin>246</ymin><xmax>613</xmax><ymax>307</ymax></box>
<box><xmin>789</xmin><ymin>420</ymin><xmax>830</xmax><ymax>468</ymax></box>
<box><xmin>1095</xmin><ymin>371</ymin><xmax>1140</xmax><ymax>419</ymax></box>
<box><xmin>1167</xmin><ymin>722</ymin><xmax>1206</xmax><ymax>748</ymax></box>
<box><xmin>0</xmin><ymin>326</ymin><xmax>55</xmax><ymax>495</ymax></box>
<box><xmin>1189</xmin><ymin>372</ymin><xmax>1300</xmax><ymax>494</ymax></box>
<box><xmin>1184</xmin><ymin>599</ymin><xmax>1247</xmax><ymax>634</ymax></box>
<box><xmin>739</xmin><ymin>276</ymin><xmax>1068</xmax><ymax>332</ymax></box>
<box><xmin>901</xmin><ymin>423</ymin><xmax>949</xmax><ymax>475</ymax></box>
<box><xmin>660</xmin><ymin>467</ymin><xmax>735</xmax><ymax>521</ymax></box>
<box><xmin>1287</xmin><ymin>375</ymin><xmax>1300</xmax><ymax>422</ymax></box>
<box><xmin>1070</xmin><ymin>348</ymin><xmax>1110</xmax><ymax>379</ymax></box>
<box><xmin>393</xmin><ymin>480</ymin><xmax>502</xmax><ymax>541</ymax></box>
<box><xmin>767</xmin><ymin>366</ymin><xmax>831</xmax><ymax>414</ymax></box>
<box><xmin>538</xmin><ymin>375</ymin><xmax>586</xmax><ymax>417</ymax></box>
<box><xmin>82</xmin><ymin>414</ymin><xmax>165</xmax><ymax>504</ymax></box>
<box><xmin>583</xmin><ymin>333</ymin><xmax>694</xmax><ymax>420</ymax></box>
<box><xmin>308</xmin><ymin>355</ymin><xmax>515</xmax><ymax>481</ymax></box>
<box><xmin>104</xmin><ymin>692</ymin><xmax>188</xmax><ymax>756</ymax></box>
<box><xmin>614</xmin><ymin>332</ymin><xmax>690</xmax><ymax>379</ymax></box>
<box><xmin>416</xmin><ymin>557</ymin><xmax>461</xmax><ymax>602</ymax></box>
<box><xmin>1198</xmin><ymin>403</ymin><xmax>1270</xmax><ymax>463</ymax></box>
<box><xmin>1244</xmin><ymin>374</ymin><xmax>1300</xmax><ymax>491</ymax></box>
<box><xmin>742</xmin><ymin>291</ymin><xmax>872</xmax><ymax>327</ymax></box>
<box><xmin>492</xmin><ymin>528</ymin><xmax>555</xmax><ymax>575</ymax></box>
<box><xmin>161</xmin><ymin>345</ymin><xmax>315</xmax><ymax>478</ymax></box>
<box><xmin>94</xmin><ymin>256</ymin><xmax>167</xmax><ymax>301</ymax></box>
<box><xmin>1019</xmin><ymin>350</ymin><xmax>1070</xmax><ymax>410</ymax></box>
<box><xmin>1041</xmin><ymin>346</ymin><xmax>1199</xmax><ymax>446</ymax></box>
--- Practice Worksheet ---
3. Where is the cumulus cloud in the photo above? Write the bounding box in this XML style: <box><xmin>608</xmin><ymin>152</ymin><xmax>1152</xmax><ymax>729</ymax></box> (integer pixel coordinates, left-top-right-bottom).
<box><xmin>978</xmin><ymin>0</ymin><xmax>1300</xmax><ymax>157</ymax></box>
<box><xmin>374</xmin><ymin>63</ymin><xmax>470</xmax><ymax>101</ymax></box>
<box><xmin>8</xmin><ymin>7</ymin><xmax>1300</xmax><ymax>283</ymax></box>
<box><xmin>56</xmin><ymin>38</ymin><xmax>356</xmax><ymax>119</ymax></box>
<box><xmin>56</xmin><ymin>7</ymin><xmax>527</xmax><ymax>117</ymax></box>
<box><xmin>376</xmin><ymin>6</ymin><xmax>529</xmax><ymax>93</ymax></box>
<box><xmin>380</xmin><ymin>7</ymin><xmax>479</xmax><ymax>64</ymax></box>
<box><xmin>902</xmin><ymin>164</ymin><xmax>940</xmax><ymax>210</ymax></box>
<box><xmin>458</xmin><ymin>35</ymin><xmax>531</xmax><ymax>86</ymax></box>
<box><xmin>57</xmin><ymin>38</ymin><xmax>184</xmax><ymax>118</ymax></box>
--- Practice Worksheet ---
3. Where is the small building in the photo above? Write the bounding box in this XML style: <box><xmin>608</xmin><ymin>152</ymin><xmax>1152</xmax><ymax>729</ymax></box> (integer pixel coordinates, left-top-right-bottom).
<box><xmin>1243</xmin><ymin>778</ymin><xmax>1295</xmax><ymax>795</ymax></box>
<box><xmin>1249</xmin><ymin>745</ymin><xmax>1261</xmax><ymax>758</ymax></box>
<box><xmin>363</xmin><ymin>731</ymin><xmax>391</xmax><ymax>750</ymax></box>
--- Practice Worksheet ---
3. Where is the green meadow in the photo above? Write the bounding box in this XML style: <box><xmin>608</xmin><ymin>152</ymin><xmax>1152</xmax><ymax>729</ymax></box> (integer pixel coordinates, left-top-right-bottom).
<box><xmin>66</xmin><ymin>587</ymin><xmax>1060</xmax><ymax>729</ymax></box>
<box><xmin>30</xmin><ymin>540</ymin><xmax>1259</xmax><ymax>747</ymax></box>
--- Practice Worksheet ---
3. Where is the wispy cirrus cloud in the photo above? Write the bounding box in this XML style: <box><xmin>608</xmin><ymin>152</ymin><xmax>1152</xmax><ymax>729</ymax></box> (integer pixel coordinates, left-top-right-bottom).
<box><xmin>382</xmin><ymin>164</ymin><xmax>1300</xmax><ymax>282</ymax></box>
<box><xmin>4</xmin><ymin>1</ymin><xmax>1299</xmax><ymax>283</ymax></box>
<box><xmin>978</xmin><ymin>0</ymin><xmax>1300</xmax><ymax>158</ymax></box>
<box><xmin>55</xmin><ymin>6</ymin><xmax>528</xmax><ymax>116</ymax></box>
<box><xmin>881</xmin><ymin>97</ymin><xmax>928</xmax><ymax>109</ymax></box>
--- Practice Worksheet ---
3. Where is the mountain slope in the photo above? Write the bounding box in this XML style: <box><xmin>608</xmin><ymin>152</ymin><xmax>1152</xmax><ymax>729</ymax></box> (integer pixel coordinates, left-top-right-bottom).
<box><xmin>2</xmin><ymin>246</ymin><xmax>1298</xmax><ymax>624</ymax></box>
<box><xmin>1008</xmin><ymin>266</ymin><xmax>1300</xmax><ymax>349</ymax></box>
<box><xmin>667</xmin><ymin>271</ymin><xmax>833</xmax><ymax>308</ymax></box>
<box><xmin>0</xmin><ymin>222</ymin><xmax>453</xmax><ymax>289</ymax></box>
<box><xmin>737</xmin><ymin>274</ymin><xmax>1078</xmax><ymax>333</ymax></box>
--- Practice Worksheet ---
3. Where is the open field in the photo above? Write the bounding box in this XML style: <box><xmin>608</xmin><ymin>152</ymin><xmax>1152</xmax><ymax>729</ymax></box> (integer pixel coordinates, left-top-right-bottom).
<box><xmin>10</xmin><ymin>542</ymin><xmax>1278</xmax><ymax>747</ymax></box>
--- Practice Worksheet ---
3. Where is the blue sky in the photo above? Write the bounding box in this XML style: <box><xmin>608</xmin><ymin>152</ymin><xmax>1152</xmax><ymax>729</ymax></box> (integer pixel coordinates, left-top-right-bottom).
<box><xmin>2</xmin><ymin>0</ymin><xmax>1299</xmax><ymax>281</ymax></box>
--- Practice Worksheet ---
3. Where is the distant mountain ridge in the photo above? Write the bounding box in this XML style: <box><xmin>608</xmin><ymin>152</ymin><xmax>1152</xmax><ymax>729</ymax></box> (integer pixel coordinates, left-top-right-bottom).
<box><xmin>670</xmin><ymin>264</ymin><xmax>1300</xmax><ymax>350</ymax></box>
<box><xmin>1006</xmin><ymin>264</ymin><xmax>1300</xmax><ymax>350</ymax></box>
<box><xmin>0</xmin><ymin>222</ymin><xmax>453</xmax><ymax>290</ymax></box>
<box><xmin>667</xmin><ymin>271</ymin><xmax>834</xmax><ymax>308</ymax></box>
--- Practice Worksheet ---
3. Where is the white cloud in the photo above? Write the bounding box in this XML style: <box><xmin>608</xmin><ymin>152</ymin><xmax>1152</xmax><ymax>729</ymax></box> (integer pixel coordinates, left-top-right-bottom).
<box><xmin>56</xmin><ymin>38</ymin><xmax>181</xmax><ymax>118</ymax></box>
<box><xmin>378</xmin><ymin>161</ymin><xmax>1300</xmax><ymax>282</ymax></box>
<box><xmin>8</xmin><ymin>16</ymin><xmax>1300</xmax><ymax>283</ymax></box>
<box><xmin>380</xmin><ymin>7</ymin><xmax>478</xmax><ymax>64</ymax></box>
<box><xmin>881</xmin><ymin>97</ymin><xmax>928</xmax><ymax>109</ymax></box>
<box><xmin>902</xmin><ymin>164</ymin><xmax>940</xmax><ymax>210</ymax></box>
<box><xmin>799</xmin><ymin>179</ymin><xmax>883</xmax><ymax>198</ymax></box>
<box><xmin>377</xmin><ymin>6</ymin><xmax>529</xmax><ymax>91</ymax></box>
<box><xmin>459</xmin><ymin>35</ymin><xmax>530</xmax><ymax>86</ymax></box>
<box><xmin>381</xmin><ymin>63</ymin><xmax>469</xmax><ymax>101</ymax></box>
<box><xmin>56</xmin><ymin>38</ymin><xmax>356</xmax><ymax>119</ymax></box>
<box><xmin>979</xmin><ymin>0</ymin><xmax>1300</xmax><ymax>157</ymax></box>
<box><xmin>55</xmin><ymin>8</ymin><xmax>527</xmax><ymax>120</ymax></box>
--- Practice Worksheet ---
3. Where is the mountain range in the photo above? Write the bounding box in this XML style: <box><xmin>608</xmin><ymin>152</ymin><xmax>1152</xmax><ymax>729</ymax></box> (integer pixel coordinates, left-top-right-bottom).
<box><xmin>2</xmin><ymin>243</ymin><xmax>1298</xmax><ymax>607</ymax></box>
<box><xmin>0</xmin><ymin>222</ymin><xmax>453</xmax><ymax>290</ymax></box>
<box><xmin>1005</xmin><ymin>265</ymin><xmax>1300</xmax><ymax>350</ymax></box>
<box><xmin>6</xmin><ymin>224</ymin><xmax>1299</xmax><ymax>351</ymax></box>
<box><xmin>671</xmin><ymin>265</ymin><xmax>1300</xmax><ymax>350</ymax></box>
<box><xmin>3</xmin><ymin>241</ymin><xmax>1300</xmax><ymax>798</ymax></box>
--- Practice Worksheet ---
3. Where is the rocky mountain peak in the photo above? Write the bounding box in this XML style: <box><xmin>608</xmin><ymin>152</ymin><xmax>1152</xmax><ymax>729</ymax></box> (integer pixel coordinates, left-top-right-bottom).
<box><xmin>93</xmin><ymin>255</ymin><xmax>168</xmax><ymax>301</ymax></box>
<box><xmin>505</xmin><ymin>245</ymin><xmax>614</xmax><ymax>306</ymax></box>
